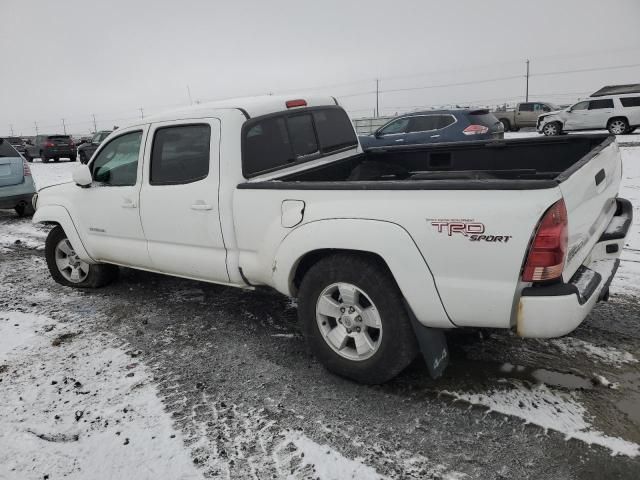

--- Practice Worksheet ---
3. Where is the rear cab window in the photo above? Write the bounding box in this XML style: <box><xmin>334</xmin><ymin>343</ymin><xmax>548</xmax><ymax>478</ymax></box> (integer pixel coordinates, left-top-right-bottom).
<box><xmin>242</xmin><ymin>106</ymin><xmax>357</xmax><ymax>178</ymax></box>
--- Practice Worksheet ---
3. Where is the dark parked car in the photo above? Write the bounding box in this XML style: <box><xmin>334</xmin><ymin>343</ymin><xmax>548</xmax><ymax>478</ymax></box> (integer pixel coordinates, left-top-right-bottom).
<box><xmin>77</xmin><ymin>130</ymin><xmax>112</xmax><ymax>164</ymax></box>
<box><xmin>358</xmin><ymin>109</ymin><xmax>504</xmax><ymax>149</ymax></box>
<box><xmin>24</xmin><ymin>134</ymin><xmax>76</xmax><ymax>163</ymax></box>
<box><xmin>4</xmin><ymin>136</ymin><xmax>27</xmax><ymax>157</ymax></box>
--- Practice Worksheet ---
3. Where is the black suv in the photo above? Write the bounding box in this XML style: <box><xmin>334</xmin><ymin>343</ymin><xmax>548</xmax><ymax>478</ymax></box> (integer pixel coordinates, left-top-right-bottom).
<box><xmin>77</xmin><ymin>130</ymin><xmax>112</xmax><ymax>164</ymax></box>
<box><xmin>25</xmin><ymin>135</ymin><xmax>76</xmax><ymax>163</ymax></box>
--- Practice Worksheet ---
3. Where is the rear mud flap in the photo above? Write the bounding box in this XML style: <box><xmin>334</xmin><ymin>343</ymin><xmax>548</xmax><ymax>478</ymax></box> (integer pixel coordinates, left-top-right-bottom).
<box><xmin>404</xmin><ymin>300</ymin><xmax>449</xmax><ymax>379</ymax></box>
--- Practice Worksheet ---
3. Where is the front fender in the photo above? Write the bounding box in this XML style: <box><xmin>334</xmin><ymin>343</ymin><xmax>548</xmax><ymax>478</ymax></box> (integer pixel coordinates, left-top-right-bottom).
<box><xmin>33</xmin><ymin>205</ymin><xmax>96</xmax><ymax>264</ymax></box>
<box><xmin>272</xmin><ymin>219</ymin><xmax>454</xmax><ymax>329</ymax></box>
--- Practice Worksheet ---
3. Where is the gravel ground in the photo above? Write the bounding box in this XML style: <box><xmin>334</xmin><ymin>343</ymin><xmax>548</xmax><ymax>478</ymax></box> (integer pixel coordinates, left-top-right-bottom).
<box><xmin>0</xmin><ymin>212</ymin><xmax>639</xmax><ymax>479</ymax></box>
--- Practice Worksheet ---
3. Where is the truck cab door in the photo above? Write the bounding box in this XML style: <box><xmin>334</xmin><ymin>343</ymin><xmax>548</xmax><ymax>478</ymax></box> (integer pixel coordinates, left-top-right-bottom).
<box><xmin>72</xmin><ymin>126</ymin><xmax>151</xmax><ymax>267</ymax></box>
<box><xmin>516</xmin><ymin>103</ymin><xmax>537</xmax><ymax>126</ymax></box>
<box><xmin>139</xmin><ymin>118</ymin><xmax>229</xmax><ymax>283</ymax></box>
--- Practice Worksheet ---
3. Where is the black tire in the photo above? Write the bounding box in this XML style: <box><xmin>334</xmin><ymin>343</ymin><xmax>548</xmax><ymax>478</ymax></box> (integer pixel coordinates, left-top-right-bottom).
<box><xmin>499</xmin><ymin>119</ymin><xmax>511</xmax><ymax>132</ymax></box>
<box><xmin>79</xmin><ymin>151</ymin><xmax>87</xmax><ymax>164</ymax></box>
<box><xmin>54</xmin><ymin>157</ymin><xmax>60</xmax><ymax>163</ymax></box>
<box><xmin>297</xmin><ymin>253</ymin><xmax>419</xmax><ymax>384</ymax></box>
<box><xmin>607</xmin><ymin>118</ymin><xmax>629</xmax><ymax>135</ymax></box>
<box><xmin>15</xmin><ymin>203</ymin><xmax>35</xmax><ymax>217</ymax></box>
<box><xmin>45</xmin><ymin>225</ymin><xmax>119</xmax><ymax>289</ymax></box>
<box><xmin>542</xmin><ymin>121</ymin><xmax>562</xmax><ymax>136</ymax></box>
<box><xmin>24</xmin><ymin>151</ymin><xmax>33</xmax><ymax>163</ymax></box>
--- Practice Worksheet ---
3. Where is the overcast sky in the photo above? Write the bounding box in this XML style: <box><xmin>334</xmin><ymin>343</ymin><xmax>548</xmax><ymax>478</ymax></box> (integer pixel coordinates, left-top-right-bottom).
<box><xmin>2</xmin><ymin>0</ymin><xmax>640</xmax><ymax>135</ymax></box>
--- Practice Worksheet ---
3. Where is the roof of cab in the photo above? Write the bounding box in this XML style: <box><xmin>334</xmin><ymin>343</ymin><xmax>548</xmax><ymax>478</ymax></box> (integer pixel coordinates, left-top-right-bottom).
<box><xmin>137</xmin><ymin>94</ymin><xmax>339</xmax><ymax>126</ymax></box>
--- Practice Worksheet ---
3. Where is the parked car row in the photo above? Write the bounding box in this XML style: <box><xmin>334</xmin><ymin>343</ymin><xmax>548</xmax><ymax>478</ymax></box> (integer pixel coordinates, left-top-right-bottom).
<box><xmin>0</xmin><ymin>138</ymin><xmax>36</xmax><ymax>216</ymax></box>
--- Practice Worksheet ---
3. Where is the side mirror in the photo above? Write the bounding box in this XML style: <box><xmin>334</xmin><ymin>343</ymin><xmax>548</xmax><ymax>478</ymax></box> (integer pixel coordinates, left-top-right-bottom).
<box><xmin>374</xmin><ymin>129</ymin><xmax>383</xmax><ymax>138</ymax></box>
<box><xmin>72</xmin><ymin>164</ymin><xmax>92</xmax><ymax>188</ymax></box>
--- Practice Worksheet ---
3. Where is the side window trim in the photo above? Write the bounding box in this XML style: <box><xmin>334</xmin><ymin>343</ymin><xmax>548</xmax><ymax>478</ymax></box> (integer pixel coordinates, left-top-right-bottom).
<box><xmin>380</xmin><ymin>117</ymin><xmax>411</xmax><ymax>135</ymax></box>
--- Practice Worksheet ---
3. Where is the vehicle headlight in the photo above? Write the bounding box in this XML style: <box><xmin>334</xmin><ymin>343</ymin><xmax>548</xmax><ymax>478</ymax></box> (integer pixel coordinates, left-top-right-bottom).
<box><xmin>32</xmin><ymin>193</ymin><xmax>38</xmax><ymax>211</ymax></box>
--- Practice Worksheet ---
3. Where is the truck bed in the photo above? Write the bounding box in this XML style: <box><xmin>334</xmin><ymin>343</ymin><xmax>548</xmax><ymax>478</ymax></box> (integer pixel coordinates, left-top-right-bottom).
<box><xmin>241</xmin><ymin>134</ymin><xmax>613</xmax><ymax>190</ymax></box>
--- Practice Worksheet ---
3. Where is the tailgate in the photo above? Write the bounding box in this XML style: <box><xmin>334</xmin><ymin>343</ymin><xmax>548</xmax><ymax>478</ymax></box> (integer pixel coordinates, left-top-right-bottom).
<box><xmin>0</xmin><ymin>157</ymin><xmax>24</xmax><ymax>187</ymax></box>
<box><xmin>559</xmin><ymin>137</ymin><xmax>621</xmax><ymax>281</ymax></box>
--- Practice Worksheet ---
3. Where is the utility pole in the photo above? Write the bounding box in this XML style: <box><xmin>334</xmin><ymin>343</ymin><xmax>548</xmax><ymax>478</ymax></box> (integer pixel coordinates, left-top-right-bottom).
<box><xmin>525</xmin><ymin>59</ymin><xmax>530</xmax><ymax>102</ymax></box>
<box><xmin>187</xmin><ymin>85</ymin><xmax>193</xmax><ymax>105</ymax></box>
<box><xmin>92</xmin><ymin>114</ymin><xmax>97</xmax><ymax>132</ymax></box>
<box><xmin>34</xmin><ymin>121</ymin><xmax>39</xmax><ymax>135</ymax></box>
<box><xmin>9</xmin><ymin>124</ymin><xmax>14</xmax><ymax>136</ymax></box>
<box><xmin>375</xmin><ymin>79</ymin><xmax>379</xmax><ymax>118</ymax></box>
<box><xmin>62</xmin><ymin>118</ymin><xmax>67</xmax><ymax>135</ymax></box>
<box><xmin>139</xmin><ymin>107</ymin><xmax>144</xmax><ymax>120</ymax></box>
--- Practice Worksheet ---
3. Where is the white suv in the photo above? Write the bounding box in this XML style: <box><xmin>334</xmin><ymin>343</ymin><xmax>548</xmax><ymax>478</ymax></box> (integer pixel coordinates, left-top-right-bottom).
<box><xmin>537</xmin><ymin>94</ymin><xmax>640</xmax><ymax>136</ymax></box>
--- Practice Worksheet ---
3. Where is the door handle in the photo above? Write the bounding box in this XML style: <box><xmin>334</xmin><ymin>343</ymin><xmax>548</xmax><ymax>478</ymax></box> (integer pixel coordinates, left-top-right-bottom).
<box><xmin>395</xmin><ymin>139</ymin><xmax>405</xmax><ymax>142</ymax></box>
<box><xmin>122</xmin><ymin>199</ymin><xmax>137</xmax><ymax>208</ymax></box>
<box><xmin>430</xmin><ymin>135</ymin><xmax>440</xmax><ymax>138</ymax></box>
<box><xmin>191</xmin><ymin>203</ymin><xmax>213</xmax><ymax>211</ymax></box>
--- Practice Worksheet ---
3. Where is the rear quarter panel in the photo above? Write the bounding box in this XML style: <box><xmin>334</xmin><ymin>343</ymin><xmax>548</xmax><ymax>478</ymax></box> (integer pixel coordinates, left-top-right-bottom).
<box><xmin>233</xmin><ymin>186</ymin><xmax>561</xmax><ymax>329</ymax></box>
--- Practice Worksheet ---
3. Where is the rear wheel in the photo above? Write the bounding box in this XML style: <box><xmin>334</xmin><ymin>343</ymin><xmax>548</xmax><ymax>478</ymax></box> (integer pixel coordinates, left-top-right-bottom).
<box><xmin>15</xmin><ymin>203</ymin><xmax>35</xmax><ymax>217</ymax></box>
<box><xmin>79</xmin><ymin>151</ymin><xmax>87</xmax><ymax>164</ymax></box>
<box><xmin>608</xmin><ymin>118</ymin><xmax>629</xmax><ymax>135</ymax></box>
<box><xmin>297</xmin><ymin>253</ymin><xmax>419</xmax><ymax>384</ymax></box>
<box><xmin>499</xmin><ymin>119</ymin><xmax>511</xmax><ymax>132</ymax></box>
<box><xmin>40</xmin><ymin>151</ymin><xmax>49</xmax><ymax>163</ymax></box>
<box><xmin>543</xmin><ymin>121</ymin><xmax>562</xmax><ymax>136</ymax></box>
<box><xmin>24</xmin><ymin>151</ymin><xmax>33</xmax><ymax>163</ymax></box>
<box><xmin>54</xmin><ymin>157</ymin><xmax>60</xmax><ymax>162</ymax></box>
<box><xmin>45</xmin><ymin>226</ymin><xmax>119</xmax><ymax>288</ymax></box>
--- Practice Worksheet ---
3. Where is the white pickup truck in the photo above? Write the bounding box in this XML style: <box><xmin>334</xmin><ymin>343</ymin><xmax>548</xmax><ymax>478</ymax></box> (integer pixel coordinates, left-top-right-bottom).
<box><xmin>32</xmin><ymin>95</ymin><xmax>632</xmax><ymax>384</ymax></box>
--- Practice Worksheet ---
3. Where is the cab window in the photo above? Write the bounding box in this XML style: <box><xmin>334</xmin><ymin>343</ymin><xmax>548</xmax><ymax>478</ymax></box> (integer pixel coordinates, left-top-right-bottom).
<box><xmin>91</xmin><ymin>131</ymin><xmax>142</xmax><ymax>186</ymax></box>
<box><xmin>571</xmin><ymin>101</ymin><xmax>589</xmax><ymax>111</ymax></box>
<box><xmin>150</xmin><ymin>124</ymin><xmax>211</xmax><ymax>185</ymax></box>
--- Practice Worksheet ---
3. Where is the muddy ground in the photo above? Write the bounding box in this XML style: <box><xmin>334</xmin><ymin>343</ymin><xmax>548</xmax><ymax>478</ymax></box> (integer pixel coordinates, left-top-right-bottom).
<box><xmin>1</xmin><ymin>211</ymin><xmax>639</xmax><ymax>479</ymax></box>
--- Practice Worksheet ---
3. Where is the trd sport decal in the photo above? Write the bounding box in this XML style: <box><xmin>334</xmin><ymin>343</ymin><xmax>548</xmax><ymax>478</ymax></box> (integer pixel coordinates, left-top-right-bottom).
<box><xmin>427</xmin><ymin>219</ymin><xmax>512</xmax><ymax>243</ymax></box>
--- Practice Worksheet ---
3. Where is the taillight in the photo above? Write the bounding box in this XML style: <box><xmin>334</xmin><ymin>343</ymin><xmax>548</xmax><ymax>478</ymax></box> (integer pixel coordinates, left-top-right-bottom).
<box><xmin>23</xmin><ymin>160</ymin><xmax>32</xmax><ymax>177</ymax></box>
<box><xmin>286</xmin><ymin>99</ymin><xmax>307</xmax><ymax>108</ymax></box>
<box><xmin>46</xmin><ymin>142</ymin><xmax>54</xmax><ymax>147</ymax></box>
<box><xmin>522</xmin><ymin>199</ymin><xmax>568</xmax><ymax>282</ymax></box>
<box><xmin>462</xmin><ymin>125</ymin><xmax>489</xmax><ymax>135</ymax></box>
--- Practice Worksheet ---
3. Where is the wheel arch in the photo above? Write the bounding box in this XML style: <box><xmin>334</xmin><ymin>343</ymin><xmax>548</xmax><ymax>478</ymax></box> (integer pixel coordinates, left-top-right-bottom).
<box><xmin>33</xmin><ymin>205</ymin><xmax>95</xmax><ymax>264</ymax></box>
<box><xmin>272</xmin><ymin>218</ymin><xmax>454</xmax><ymax>329</ymax></box>
<box><xmin>607</xmin><ymin>116</ymin><xmax>629</xmax><ymax>126</ymax></box>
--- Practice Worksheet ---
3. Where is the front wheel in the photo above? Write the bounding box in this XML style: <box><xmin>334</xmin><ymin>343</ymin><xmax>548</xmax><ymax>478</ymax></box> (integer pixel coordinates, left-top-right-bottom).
<box><xmin>45</xmin><ymin>226</ymin><xmax>119</xmax><ymax>288</ymax></box>
<box><xmin>79</xmin><ymin>151</ymin><xmax>87</xmax><ymax>164</ymax></box>
<box><xmin>297</xmin><ymin>254</ymin><xmax>419</xmax><ymax>384</ymax></box>
<box><xmin>543</xmin><ymin>121</ymin><xmax>562</xmax><ymax>136</ymax></box>
<box><xmin>24</xmin><ymin>152</ymin><xmax>33</xmax><ymax>163</ymax></box>
<box><xmin>499</xmin><ymin>119</ymin><xmax>511</xmax><ymax>132</ymax></box>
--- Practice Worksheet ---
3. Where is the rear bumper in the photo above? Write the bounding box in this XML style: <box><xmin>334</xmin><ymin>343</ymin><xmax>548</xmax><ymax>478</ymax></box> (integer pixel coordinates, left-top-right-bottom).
<box><xmin>516</xmin><ymin>197</ymin><xmax>632</xmax><ymax>338</ymax></box>
<box><xmin>43</xmin><ymin>147</ymin><xmax>74</xmax><ymax>157</ymax></box>
<box><xmin>0</xmin><ymin>191</ymin><xmax>36</xmax><ymax>209</ymax></box>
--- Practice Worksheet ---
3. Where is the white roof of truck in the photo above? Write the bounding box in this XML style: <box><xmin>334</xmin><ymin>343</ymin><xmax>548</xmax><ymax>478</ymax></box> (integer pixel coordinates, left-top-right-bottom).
<box><xmin>140</xmin><ymin>94</ymin><xmax>339</xmax><ymax>125</ymax></box>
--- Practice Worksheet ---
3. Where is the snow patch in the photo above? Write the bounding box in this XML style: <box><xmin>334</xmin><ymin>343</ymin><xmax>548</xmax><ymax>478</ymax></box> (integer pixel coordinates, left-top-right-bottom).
<box><xmin>276</xmin><ymin>430</ymin><xmax>385</xmax><ymax>480</ymax></box>
<box><xmin>548</xmin><ymin>337</ymin><xmax>637</xmax><ymax>367</ymax></box>
<box><xmin>0</xmin><ymin>311</ymin><xmax>201</xmax><ymax>480</ymax></box>
<box><xmin>443</xmin><ymin>383</ymin><xmax>639</xmax><ymax>457</ymax></box>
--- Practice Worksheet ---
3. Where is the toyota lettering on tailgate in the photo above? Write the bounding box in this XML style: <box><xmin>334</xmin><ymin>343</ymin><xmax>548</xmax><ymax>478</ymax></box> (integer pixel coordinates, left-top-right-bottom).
<box><xmin>427</xmin><ymin>219</ymin><xmax>512</xmax><ymax>243</ymax></box>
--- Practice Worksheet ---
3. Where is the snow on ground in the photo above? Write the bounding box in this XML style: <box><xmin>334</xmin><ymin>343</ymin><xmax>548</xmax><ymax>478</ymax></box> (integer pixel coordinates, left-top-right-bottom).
<box><xmin>442</xmin><ymin>382</ymin><xmax>639</xmax><ymax>458</ymax></box>
<box><xmin>547</xmin><ymin>337</ymin><xmax>638</xmax><ymax>367</ymax></box>
<box><xmin>0</xmin><ymin>311</ymin><xmax>202</xmax><ymax>480</ymax></box>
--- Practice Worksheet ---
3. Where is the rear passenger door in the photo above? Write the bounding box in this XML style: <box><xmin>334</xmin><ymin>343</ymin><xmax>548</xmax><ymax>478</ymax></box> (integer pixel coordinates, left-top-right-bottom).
<box><xmin>586</xmin><ymin>99</ymin><xmax>615</xmax><ymax>129</ymax></box>
<box><xmin>139</xmin><ymin>118</ymin><xmax>228</xmax><ymax>283</ymax></box>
